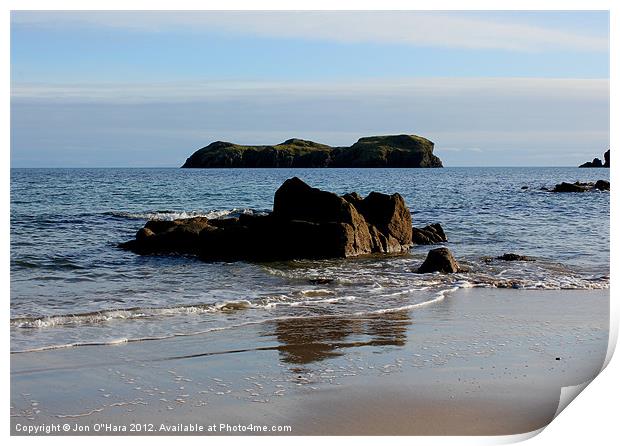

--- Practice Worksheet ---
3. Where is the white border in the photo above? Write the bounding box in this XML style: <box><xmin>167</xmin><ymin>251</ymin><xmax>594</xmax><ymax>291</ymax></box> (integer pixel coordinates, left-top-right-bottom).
<box><xmin>3</xmin><ymin>1</ymin><xmax>616</xmax><ymax>445</ymax></box>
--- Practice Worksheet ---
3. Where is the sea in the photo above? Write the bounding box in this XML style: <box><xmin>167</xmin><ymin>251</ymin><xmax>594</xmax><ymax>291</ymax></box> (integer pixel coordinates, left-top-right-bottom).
<box><xmin>10</xmin><ymin>167</ymin><xmax>610</xmax><ymax>353</ymax></box>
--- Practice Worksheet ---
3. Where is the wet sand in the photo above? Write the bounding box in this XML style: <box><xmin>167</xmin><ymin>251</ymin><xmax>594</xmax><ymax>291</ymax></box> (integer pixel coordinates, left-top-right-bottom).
<box><xmin>11</xmin><ymin>288</ymin><xmax>608</xmax><ymax>435</ymax></box>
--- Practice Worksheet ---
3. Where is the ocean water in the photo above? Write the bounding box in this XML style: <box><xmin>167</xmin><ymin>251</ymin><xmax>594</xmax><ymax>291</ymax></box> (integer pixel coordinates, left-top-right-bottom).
<box><xmin>10</xmin><ymin>167</ymin><xmax>610</xmax><ymax>353</ymax></box>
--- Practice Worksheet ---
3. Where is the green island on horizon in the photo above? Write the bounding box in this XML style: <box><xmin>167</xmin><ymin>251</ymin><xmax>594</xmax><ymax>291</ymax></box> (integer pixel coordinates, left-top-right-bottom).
<box><xmin>181</xmin><ymin>134</ymin><xmax>444</xmax><ymax>168</ymax></box>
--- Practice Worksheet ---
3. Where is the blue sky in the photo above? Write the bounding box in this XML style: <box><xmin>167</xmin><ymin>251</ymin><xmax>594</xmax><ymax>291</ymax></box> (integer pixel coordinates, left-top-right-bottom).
<box><xmin>10</xmin><ymin>11</ymin><xmax>610</xmax><ymax>167</ymax></box>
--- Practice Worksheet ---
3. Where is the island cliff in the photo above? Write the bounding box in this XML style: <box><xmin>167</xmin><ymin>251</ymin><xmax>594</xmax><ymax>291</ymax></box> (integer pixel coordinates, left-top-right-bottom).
<box><xmin>181</xmin><ymin>134</ymin><xmax>443</xmax><ymax>168</ymax></box>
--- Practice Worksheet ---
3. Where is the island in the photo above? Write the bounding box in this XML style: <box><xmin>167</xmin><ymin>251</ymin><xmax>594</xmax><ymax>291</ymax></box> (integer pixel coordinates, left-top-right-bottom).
<box><xmin>181</xmin><ymin>134</ymin><xmax>443</xmax><ymax>168</ymax></box>
<box><xmin>579</xmin><ymin>149</ymin><xmax>610</xmax><ymax>168</ymax></box>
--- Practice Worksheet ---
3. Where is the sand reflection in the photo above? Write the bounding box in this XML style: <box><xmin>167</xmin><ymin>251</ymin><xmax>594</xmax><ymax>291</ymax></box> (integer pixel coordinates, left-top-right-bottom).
<box><xmin>267</xmin><ymin>311</ymin><xmax>411</xmax><ymax>365</ymax></box>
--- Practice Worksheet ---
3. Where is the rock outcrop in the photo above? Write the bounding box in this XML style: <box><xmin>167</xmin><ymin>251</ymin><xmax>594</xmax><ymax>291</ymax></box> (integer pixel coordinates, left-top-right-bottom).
<box><xmin>119</xmin><ymin>177</ymin><xmax>413</xmax><ymax>261</ymax></box>
<box><xmin>416</xmin><ymin>247</ymin><xmax>461</xmax><ymax>274</ymax></box>
<box><xmin>553</xmin><ymin>182</ymin><xmax>588</xmax><ymax>192</ymax></box>
<box><xmin>580</xmin><ymin>149</ymin><xmax>610</xmax><ymax>168</ymax></box>
<box><xmin>552</xmin><ymin>181</ymin><xmax>610</xmax><ymax>192</ymax></box>
<box><xmin>580</xmin><ymin>158</ymin><xmax>603</xmax><ymax>168</ymax></box>
<box><xmin>181</xmin><ymin>134</ymin><xmax>443</xmax><ymax>168</ymax></box>
<box><xmin>595</xmin><ymin>180</ymin><xmax>610</xmax><ymax>191</ymax></box>
<box><xmin>412</xmin><ymin>223</ymin><xmax>447</xmax><ymax>245</ymax></box>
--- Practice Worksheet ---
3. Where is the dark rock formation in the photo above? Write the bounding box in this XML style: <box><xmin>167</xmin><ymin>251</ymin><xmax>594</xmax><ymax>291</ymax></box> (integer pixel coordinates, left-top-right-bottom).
<box><xmin>580</xmin><ymin>158</ymin><xmax>603</xmax><ymax>168</ymax></box>
<box><xmin>595</xmin><ymin>180</ymin><xmax>610</xmax><ymax>191</ymax></box>
<box><xmin>342</xmin><ymin>192</ymin><xmax>363</xmax><ymax>204</ymax></box>
<box><xmin>416</xmin><ymin>247</ymin><xmax>461</xmax><ymax>274</ymax></box>
<box><xmin>496</xmin><ymin>253</ymin><xmax>535</xmax><ymax>262</ymax></box>
<box><xmin>181</xmin><ymin>134</ymin><xmax>443</xmax><ymax>168</ymax></box>
<box><xmin>551</xmin><ymin>182</ymin><xmax>588</xmax><ymax>192</ymax></box>
<box><xmin>551</xmin><ymin>181</ymin><xmax>610</xmax><ymax>192</ymax></box>
<box><xmin>580</xmin><ymin>149</ymin><xmax>610</xmax><ymax>168</ymax></box>
<box><xmin>412</xmin><ymin>223</ymin><xmax>447</xmax><ymax>245</ymax></box>
<box><xmin>553</xmin><ymin>182</ymin><xmax>589</xmax><ymax>192</ymax></box>
<box><xmin>119</xmin><ymin>177</ymin><xmax>413</xmax><ymax>261</ymax></box>
<box><xmin>122</xmin><ymin>217</ymin><xmax>212</xmax><ymax>255</ymax></box>
<box><xmin>353</xmin><ymin>191</ymin><xmax>413</xmax><ymax>253</ymax></box>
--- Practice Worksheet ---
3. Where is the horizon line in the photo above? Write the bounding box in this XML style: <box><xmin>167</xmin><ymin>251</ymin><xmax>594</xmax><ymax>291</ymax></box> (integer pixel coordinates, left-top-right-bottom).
<box><xmin>9</xmin><ymin>165</ymin><xmax>600</xmax><ymax>169</ymax></box>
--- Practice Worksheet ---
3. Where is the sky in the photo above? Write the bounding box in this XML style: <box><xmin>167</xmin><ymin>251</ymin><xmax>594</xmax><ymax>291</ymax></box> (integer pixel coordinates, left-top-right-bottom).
<box><xmin>10</xmin><ymin>10</ymin><xmax>610</xmax><ymax>167</ymax></box>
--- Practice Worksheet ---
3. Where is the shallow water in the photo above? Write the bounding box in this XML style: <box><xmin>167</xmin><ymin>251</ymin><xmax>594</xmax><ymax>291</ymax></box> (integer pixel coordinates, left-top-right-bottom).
<box><xmin>10</xmin><ymin>167</ymin><xmax>610</xmax><ymax>352</ymax></box>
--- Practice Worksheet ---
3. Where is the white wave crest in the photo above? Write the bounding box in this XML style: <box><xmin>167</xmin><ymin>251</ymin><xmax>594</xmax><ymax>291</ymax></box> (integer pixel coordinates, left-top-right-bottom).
<box><xmin>11</xmin><ymin>299</ymin><xmax>258</xmax><ymax>329</ymax></box>
<box><xmin>107</xmin><ymin>208</ymin><xmax>266</xmax><ymax>221</ymax></box>
<box><xmin>361</xmin><ymin>286</ymin><xmax>460</xmax><ymax>315</ymax></box>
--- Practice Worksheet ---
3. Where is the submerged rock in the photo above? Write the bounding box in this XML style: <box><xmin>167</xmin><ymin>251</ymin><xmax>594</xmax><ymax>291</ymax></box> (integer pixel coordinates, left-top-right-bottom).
<box><xmin>551</xmin><ymin>181</ymin><xmax>610</xmax><ymax>192</ymax></box>
<box><xmin>412</xmin><ymin>223</ymin><xmax>447</xmax><ymax>245</ymax></box>
<box><xmin>119</xmin><ymin>177</ymin><xmax>413</xmax><ymax>261</ymax></box>
<box><xmin>416</xmin><ymin>247</ymin><xmax>461</xmax><ymax>274</ymax></box>
<box><xmin>496</xmin><ymin>253</ymin><xmax>535</xmax><ymax>262</ymax></box>
<box><xmin>308</xmin><ymin>278</ymin><xmax>334</xmax><ymax>285</ymax></box>
<box><xmin>495</xmin><ymin>280</ymin><xmax>521</xmax><ymax>289</ymax></box>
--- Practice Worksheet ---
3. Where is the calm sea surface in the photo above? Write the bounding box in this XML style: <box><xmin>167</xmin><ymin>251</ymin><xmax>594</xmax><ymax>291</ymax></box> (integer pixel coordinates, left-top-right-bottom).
<box><xmin>10</xmin><ymin>167</ymin><xmax>610</xmax><ymax>352</ymax></box>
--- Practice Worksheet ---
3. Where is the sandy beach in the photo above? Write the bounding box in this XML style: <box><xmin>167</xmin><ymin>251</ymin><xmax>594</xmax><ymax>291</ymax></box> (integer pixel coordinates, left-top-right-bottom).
<box><xmin>11</xmin><ymin>287</ymin><xmax>608</xmax><ymax>436</ymax></box>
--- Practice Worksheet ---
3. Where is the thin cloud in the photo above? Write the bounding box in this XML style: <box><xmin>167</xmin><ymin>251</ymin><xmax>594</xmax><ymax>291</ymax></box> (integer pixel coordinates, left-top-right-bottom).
<box><xmin>11</xmin><ymin>11</ymin><xmax>608</xmax><ymax>53</ymax></box>
<box><xmin>11</xmin><ymin>78</ymin><xmax>609</xmax><ymax>104</ymax></box>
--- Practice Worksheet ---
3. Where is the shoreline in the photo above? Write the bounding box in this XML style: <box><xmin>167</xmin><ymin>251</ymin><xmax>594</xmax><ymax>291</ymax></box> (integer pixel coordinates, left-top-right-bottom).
<box><xmin>11</xmin><ymin>287</ymin><xmax>609</xmax><ymax>435</ymax></box>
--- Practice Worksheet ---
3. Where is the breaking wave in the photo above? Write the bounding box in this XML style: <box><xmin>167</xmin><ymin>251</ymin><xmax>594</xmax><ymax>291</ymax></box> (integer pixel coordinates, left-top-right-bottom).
<box><xmin>105</xmin><ymin>208</ymin><xmax>268</xmax><ymax>221</ymax></box>
<box><xmin>12</xmin><ymin>300</ymin><xmax>256</xmax><ymax>329</ymax></box>
<box><xmin>10</xmin><ymin>295</ymin><xmax>361</xmax><ymax>330</ymax></box>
